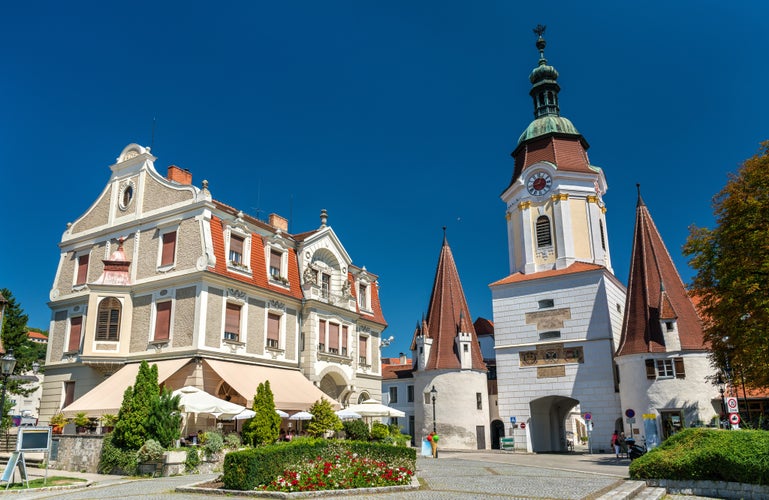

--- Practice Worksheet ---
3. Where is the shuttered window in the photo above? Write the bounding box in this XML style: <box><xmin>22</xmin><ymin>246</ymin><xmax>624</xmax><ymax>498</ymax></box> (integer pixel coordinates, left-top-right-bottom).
<box><xmin>328</xmin><ymin>323</ymin><xmax>340</xmax><ymax>353</ymax></box>
<box><xmin>341</xmin><ymin>326</ymin><xmax>348</xmax><ymax>355</ymax></box>
<box><xmin>359</xmin><ymin>284</ymin><xmax>368</xmax><ymax>308</ymax></box>
<box><xmin>154</xmin><ymin>301</ymin><xmax>172</xmax><ymax>341</ymax></box>
<box><xmin>674</xmin><ymin>357</ymin><xmax>686</xmax><ymax>379</ymax></box>
<box><xmin>76</xmin><ymin>254</ymin><xmax>89</xmax><ymax>285</ymax></box>
<box><xmin>63</xmin><ymin>381</ymin><xmax>76</xmax><ymax>408</ymax></box>
<box><xmin>267</xmin><ymin>313</ymin><xmax>280</xmax><ymax>348</ymax></box>
<box><xmin>359</xmin><ymin>336</ymin><xmax>368</xmax><ymax>365</ymax></box>
<box><xmin>161</xmin><ymin>231</ymin><xmax>177</xmax><ymax>266</ymax></box>
<box><xmin>536</xmin><ymin>216</ymin><xmax>552</xmax><ymax>247</ymax></box>
<box><xmin>269</xmin><ymin>250</ymin><xmax>282</xmax><ymax>277</ymax></box>
<box><xmin>68</xmin><ymin>316</ymin><xmax>82</xmax><ymax>352</ymax></box>
<box><xmin>96</xmin><ymin>297</ymin><xmax>121</xmax><ymax>341</ymax></box>
<box><xmin>318</xmin><ymin>319</ymin><xmax>326</xmax><ymax>351</ymax></box>
<box><xmin>645</xmin><ymin>359</ymin><xmax>656</xmax><ymax>379</ymax></box>
<box><xmin>224</xmin><ymin>303</ymin><xmax>241</xmax><ymax>341</ymax></box>
<box><xmin>229</xmin><ymin>235</ymin><xmax>244</xmax><ymax>264</ymax></box>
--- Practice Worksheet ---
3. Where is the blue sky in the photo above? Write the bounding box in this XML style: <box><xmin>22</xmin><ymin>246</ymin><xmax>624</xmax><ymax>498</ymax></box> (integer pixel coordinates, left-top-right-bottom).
<box><xmin>2</xmin><ymin>2</ymin><xmax>767</xmax><ymax>359</ymax></box>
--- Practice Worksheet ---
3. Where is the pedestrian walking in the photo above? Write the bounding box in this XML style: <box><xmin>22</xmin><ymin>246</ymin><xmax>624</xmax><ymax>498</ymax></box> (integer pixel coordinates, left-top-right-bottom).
<box><xmin>611</xmin><ymin>430</ymin><xmax>620</xmax><ymax>459</ymax></box>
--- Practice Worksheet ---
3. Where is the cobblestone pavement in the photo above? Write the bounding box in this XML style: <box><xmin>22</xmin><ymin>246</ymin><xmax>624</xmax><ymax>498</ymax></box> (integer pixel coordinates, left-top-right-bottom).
<box><xmin>11</xmin><ymin>450</ymin><xmax>704</xmax><ymax>500</ymax></box>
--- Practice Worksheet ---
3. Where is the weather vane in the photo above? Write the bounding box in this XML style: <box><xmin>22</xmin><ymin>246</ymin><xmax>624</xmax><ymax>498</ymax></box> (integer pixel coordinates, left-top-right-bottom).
<box><xmin>533</xmin><ymin>24</ymin><xmax>546</xmax><ymax>37</ymax></box>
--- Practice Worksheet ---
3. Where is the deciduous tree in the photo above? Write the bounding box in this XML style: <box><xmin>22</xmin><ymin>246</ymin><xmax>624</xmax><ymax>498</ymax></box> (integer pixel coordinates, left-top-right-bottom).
<box><xmin>684</xmin><ymin>141</ymin><xmax>769</xmax><ymax>389</ymax></box>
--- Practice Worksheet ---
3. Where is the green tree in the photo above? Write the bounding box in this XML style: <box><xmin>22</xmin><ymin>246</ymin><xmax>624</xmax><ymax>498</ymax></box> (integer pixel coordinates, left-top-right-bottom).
<box><xmin>305</xmin><ymin>398</ymin><xmax>342</xmax><ymax>437</ymax></box>
<box><xmin>241</xmin><ymin>380</ymin><xmax>281</xmax><ymax>446</ymax></box>
<box><xmin>684</xmin><ymin>141</ymin><xmax>769</xmax><ymax>389</ymax></box>
<box><xmin>112</xmin><ymin>361</ymin><xmax>160</xmax><ymax>449</ymax></box>
<box><xmin>147</xmin><ymin>387</ymin><xmax>182</xmax><ymax>447</ymax></box>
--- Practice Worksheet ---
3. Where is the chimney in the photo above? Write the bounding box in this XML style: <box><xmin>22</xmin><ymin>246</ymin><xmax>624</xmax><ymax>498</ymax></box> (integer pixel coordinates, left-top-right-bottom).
<box><xmin>399</xmin><ymin>352</ymin><xmax>407</xmax><ymax>365</ymax></box>
<box><xmin>269</xmin><ymin>213</ymin><xmax>289</xmax><ymax>231</ymax></box>
<box><xmin>167</xmin><ymin>165</ymin><xmax>192</xmax><ymax>185</ymax></box>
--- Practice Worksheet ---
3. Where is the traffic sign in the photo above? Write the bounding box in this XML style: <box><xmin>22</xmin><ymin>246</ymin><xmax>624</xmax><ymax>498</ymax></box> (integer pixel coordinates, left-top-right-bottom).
<box><xmin>625</xmin><ymin>409</ymin><xmax>635</xmax><ymax>418</ymax></box>
<box><xmin>510</xmin><ymin>416</ymin><xmax>517</xmax><ymax>424</ymax></box>
<box><xmin>520</xmin><ymin>422</ymin><xmax>526</xmax><ymax>429</ymax></box>
<box><xmin>583</xmin><ymin>412</ymin><xmax>592</xmax><ymax>421</ymax></box>
<box><xmin>729</xmin><ymin>413</ymin><xmax>741</xmax><ymax>425</ymax></box>
<box><xmin>726</xmin><ymin>397</ymin><xmax>739</xmax><ymax>413</ymax></box>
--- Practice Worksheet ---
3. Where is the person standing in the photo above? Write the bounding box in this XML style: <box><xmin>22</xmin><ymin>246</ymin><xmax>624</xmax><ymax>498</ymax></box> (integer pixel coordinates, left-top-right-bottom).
<box><xmin>611</xmin><ymin>430</ymin><xmax>620</xmax><ymax>459</ymax></box>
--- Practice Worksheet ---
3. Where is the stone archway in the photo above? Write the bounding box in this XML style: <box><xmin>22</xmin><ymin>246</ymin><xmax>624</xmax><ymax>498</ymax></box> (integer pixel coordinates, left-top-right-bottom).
<box><xmin>490</xmin><ymin>419</ymin><xmax>505</xmax><ymax>449</ymax></box>
<box><xmin>317</xmin><ymin>367</ymin><xmax>348</xmax><ymax>402</ymax></box>
<box><xmin>529</xmin><ymin>395</ymin><xmax>579</xmax><ymax>452</ymax></box>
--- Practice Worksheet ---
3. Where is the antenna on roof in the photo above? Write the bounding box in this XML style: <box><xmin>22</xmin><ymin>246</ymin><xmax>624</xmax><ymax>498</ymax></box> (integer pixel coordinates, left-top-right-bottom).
<box><xmin>150</xmin><ymin>117</ymin><xmax>156</xmax><ymax>152</ymax></box>
<box><xmin>252</xmin><ymin>181</ymin><xmax>264</xmax><ymax>220</ymax></box>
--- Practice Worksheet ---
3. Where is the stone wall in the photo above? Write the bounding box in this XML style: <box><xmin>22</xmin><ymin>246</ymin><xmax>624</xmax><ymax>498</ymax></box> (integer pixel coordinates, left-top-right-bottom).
<box><xmin>648</xmin><ymin>479</ymin><xmax>769</xmax><ymax>500</ymax></box>
<box><xmin>52</xmin><ymin>434</ymin><xmax>104</xmax><ymax>473</ymax></box>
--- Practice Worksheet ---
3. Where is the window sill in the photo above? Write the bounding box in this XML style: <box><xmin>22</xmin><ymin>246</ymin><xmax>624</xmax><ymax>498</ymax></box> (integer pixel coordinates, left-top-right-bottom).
<box><xmin>227</xmin><ymin>263</ymin><xmax>252</xmax><ymax>276</ymax></box>
<box><xmin>149</xmin><ymin>339</ymin><xmax>170</xmax><ymax>346</ymax></box>
<box><xmin>269</xmin><ymin>277</ymin><xmax>291</xmax><ymax>288</ymax></box>
<box><xmin>223</xmin><ymin>338</ymin><xmax>245</xmax><ymax>346</ymax></box>
<box><xmin>157</xmin><ymin>264</ymin><xmax>176</xmax><ymax>274</ymax></box>
<box><xmin>266</xmin><ymin>345</ymin><xmax>285</xmax><ymax>355</ymax></box>
<box><xmin>63</xmin><ymin>350</ymin><xmax>80</xmax><ymax>356</ymax></box>
<box><xmin>318</xmin><ymin>352</ymin><xmax>353</xmax><ymax>364</ymax></box>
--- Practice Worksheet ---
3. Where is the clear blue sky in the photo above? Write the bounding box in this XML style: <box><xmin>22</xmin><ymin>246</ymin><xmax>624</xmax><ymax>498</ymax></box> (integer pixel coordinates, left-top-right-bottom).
<box><xmin>2</xmin><ymin>2</ymin><xmax>767</xmax><ymax>359</ymax></box>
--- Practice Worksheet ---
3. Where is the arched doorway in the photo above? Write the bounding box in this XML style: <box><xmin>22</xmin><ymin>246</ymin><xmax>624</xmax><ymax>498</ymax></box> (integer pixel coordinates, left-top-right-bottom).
<box><xmin>529</xmin><ymin>395</ymin><xmax>579</xmax><ymax>452</ymax></box>
<box><xmin>490</xmin><ymin>419</ymin><xmax>505</xmax><ymax>449</ymax></box>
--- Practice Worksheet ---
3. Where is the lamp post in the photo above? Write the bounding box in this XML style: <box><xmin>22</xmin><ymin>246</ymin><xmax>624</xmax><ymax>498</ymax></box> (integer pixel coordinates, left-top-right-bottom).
<box><xmin>0</xmin><ymin>349</ymin><xmax>17</xmax><ymax>427</ymax></box>
<box><xmin>430</xmin><ymin>385</ymin><xmax>437</xmax><ymax>433</ymax></box>
<box><xmin>716</xmin><ymin>373</ymin><xmax>727</xmax><ymax>429</ymax></box>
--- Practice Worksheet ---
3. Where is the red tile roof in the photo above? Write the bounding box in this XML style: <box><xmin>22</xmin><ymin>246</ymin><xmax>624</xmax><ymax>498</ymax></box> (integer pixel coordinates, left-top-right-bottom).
<box><xmin>617</xmin><ymin>194</ymin><xmax>705</xmax><ymax>356</ymax></box>
<box><xmin>507</xmin><ymin>135</ymin><xmax>593</xmax><ymax>190</ymax></box>
<box><xmin>490</xmin><ymin>261</ymin><xmax>605</xmax><ymax>287</ymax></box>
<box><xmin>415</xmin><ymin>235</ymin><xmax>486</xmax><ymax>372</ymax></box>
<box><xmin>27</xmin><ymin>331</ymin><xmax>48</xmax><ymax>342</ymax></box>
<box><xmin>348</xmin><ymin>272</ymin><xmax>387</xmax><ymax>326</ymax></box>
<box><xmin>473</xmin><ymin>317</ymin><xmax>494</xmax><ymax>336</ymax></box>
<box><xmin>382</xmin><ymin>357</ymin><xmax>414</xmax><ymax>380</ymax></box>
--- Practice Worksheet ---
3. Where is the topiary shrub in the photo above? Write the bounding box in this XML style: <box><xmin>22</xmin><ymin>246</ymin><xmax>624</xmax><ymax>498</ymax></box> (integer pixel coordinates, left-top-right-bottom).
<box><xmin>224</xmin><ymin>432</ymin><xmax>242</xmax><ymax>449</ymax></box>
<box><xmin>137</xmin><ymin>439</ymin><xmax>165</xmax><ymax>463</ymax></box>
<box><xmin>629</xmin><ymin>428</ymin><xmax>769</xmax><ymax>485</ymax></box>
<box><xmin>343</xmin><ymin>419</ymin><xmax>369</xmax><ymax>441</ymax></box>
<box><xmin>185</xmin><ymin>447</ymin><xmax>201</xmax><ymax>473</ymax></box>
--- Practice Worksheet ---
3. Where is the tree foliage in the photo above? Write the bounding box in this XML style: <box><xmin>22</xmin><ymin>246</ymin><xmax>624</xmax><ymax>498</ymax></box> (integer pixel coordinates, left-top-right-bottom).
<box><xmin>0</xmin><ymin>289</ymin><xmax>45</xmax><ymax>409</ymax></box>
<box><xmin>147</xmin><ymin>387</ymin><xmax>182</xmax><ymax>447</ymax></box>
<box><xmin>112</xmin><ymin>361</ymin><xmax>160</xmax><ymax>449</ymax></box>
<box><xmin>241</xmin><ymin>380</ymin><xmax>281</xmax><ymax>446</ymax></box>
<box><xmin>684</xmin><ymin>141</ymin><xmax>769</xmax><ymax>389</ymax></box>
<box><xmin>305</xmin><ymin>398</ymin><xmax>342</xmax><ymax>437</ymax></box>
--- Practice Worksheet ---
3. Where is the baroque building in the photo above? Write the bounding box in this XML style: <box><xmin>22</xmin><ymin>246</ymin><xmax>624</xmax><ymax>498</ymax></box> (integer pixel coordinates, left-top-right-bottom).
<box><xmin>41</xmin><ymin>144</ymin><xmax>387</xmax><ymax>424</ymax></box>
<box><xmin>490</xmin><ymin>29</ymin><xmax>626</xmax><ymax>452</ymax></box>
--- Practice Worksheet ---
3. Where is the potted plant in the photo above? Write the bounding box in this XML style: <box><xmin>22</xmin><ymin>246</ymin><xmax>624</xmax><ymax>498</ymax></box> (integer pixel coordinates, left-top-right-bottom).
<box><xmin>74</xmin><ymin>412</ymin><xmax>91</xmax><ymax>433</ymax></box>
<box><xmin>137</xmin><ymin>439</ymin><xmax>165</xmax><ymax>476</ymax></box>
<box><xmin>50</xmin><ymin>413</ymin><xmax>68</xmax><ymax>434</ymax></box>
<box><xmin>101</xmin><ymin>413</ymin><xmax>118</xmax><ymax>433</ymax></box>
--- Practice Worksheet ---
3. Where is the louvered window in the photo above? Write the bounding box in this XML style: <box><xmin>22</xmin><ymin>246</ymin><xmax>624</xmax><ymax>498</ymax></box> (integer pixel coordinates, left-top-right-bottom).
<box><xmin>267</xmin><ymin>313</ymin><xmax>280</xmax><ymax>349</ymax></box>
<box><xmin>154</xmin><ymin>301</ymin><xmax>172</xmax><ymax>341</ymax></box>
<box><xmin>161</xmin><ymin>231</ymin><xmax>176</xmax><ymax>266</ymax></box>
<box><xmin>328</xmin><ymin>323</ymin><xmax>340</xmax><ymax>354</ymax></box>
<box><xmin>96</xmin><ymin>297</ymin><xmax>121</xmax><ymax>341</ymax></box>
<box><xmin>536</xmin><ymin>216</ymin><xmax>552</xmax><ymax>247</ymax></box>
<box><xmin>224</xmin><ymin>303</ymin><xmax>241</xmax><ymax>341</ymax></box>
<box><xmin>341</xmin><ymin>326</ymin><xmax>348</xmax><ymax>356</ymax></box>
<box><xmin>76</xmin><ymin>254</ymin><xmax>89</xmax><ymax>285</ymax></box>
<box><xmin>599</xmin><ymin>220</ymin><xmax>606</xmax><ymax>251</ymax></box>
<box><xmin>68</xmin><ymin>316</ymin><xmax>83</xmax><ymax>352</ymax></box>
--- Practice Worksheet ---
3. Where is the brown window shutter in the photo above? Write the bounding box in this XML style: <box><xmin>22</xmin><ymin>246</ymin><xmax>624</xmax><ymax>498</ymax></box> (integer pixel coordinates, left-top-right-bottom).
<box><xmin>342</xmin><ymin>326</ymin><xmax>348</xmax><ymax>348</ymax></box>
<box><xmin>68</xmin><ymin>316</ymin><xmax>83</xmax><ymax>352</ymax></box>
<box><xmin>359</xmin><ymin>336</ymin><xmax>368</xmax><ymax>357</ymax></box>
<box><xmin>63</xmin><ymin>381</ymin><xmax>76</xmax><ymax>408</ymax></box>
<box><xmin>161</xmin><ymin>231</ymin><xmax>177</xmax><ymax>266</ymax></box>
<box><xmin>96</xmin><ymin>297</ymin><xmax>121</xmax><ymax>341</ymax></box>
<box><xmin>267</xmin><ymin>313</ymin><xmax>280</xmax><ymax>341</ymax></box>
<box><xmin>674</xmin><ymin>357</ymin><xmax>686</xmax><ymax>378</ymax></box>
<box><xmin>328</xmin><ymin>323</ymin><xmax>340</xmax><ymax>350</ymax></box>
<box><xmin>225</xmin><ymin>303</ymin><xmax>241</xmax><ymax>338</ymax></box>
<box><xmin>270</xmin><ymin>250</ymin><xmax>281</xmax><ymax>272</ymax></box>
<box><xmin>154</xmin><ymin>301</ymin><xmax>172</xmax><ymax>340</ymax></box>
<box><xmin>76</xmin><ymin>254</ymin><xmax>89</xmax><ymax>285</ymax></box>
<box><xmin>230</xmin><ymin>235</ymin><xmax>243</xmax><ymax>255</ymax></box>
<box><xmin>645</xmin><ymin>359</ymin><xmax>657</xmax><ymax>379</ymax></box>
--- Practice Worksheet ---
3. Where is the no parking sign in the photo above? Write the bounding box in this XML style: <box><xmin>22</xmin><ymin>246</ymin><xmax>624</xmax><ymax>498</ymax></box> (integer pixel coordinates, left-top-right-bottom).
<box><xmin>729</xmin><ymin>413</ymin><xmax>741</xmax><ymax>425</ymax></box>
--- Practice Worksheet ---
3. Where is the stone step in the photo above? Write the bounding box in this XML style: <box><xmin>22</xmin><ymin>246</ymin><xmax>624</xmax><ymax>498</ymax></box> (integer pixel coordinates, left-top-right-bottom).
<box><xmin>633</xmin><ymin>486</ymin><xmax>667</xmax><ymax>500</ymax></box>
<box><xmin>595</xmin><ymin>480</ymin><xmax>650</xmax><ymax>500</ymax></box>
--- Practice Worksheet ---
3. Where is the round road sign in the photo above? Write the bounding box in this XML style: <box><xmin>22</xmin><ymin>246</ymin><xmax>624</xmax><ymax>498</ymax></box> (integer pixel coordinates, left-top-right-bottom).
<box><xmin>583</xmin><ymin>412</ymin><xmax>592</xmax><ymax>421</ymax></box>
<box><xmin>625</xmin><ymin>409</ymin><xmax>635</xmax><ymax>418</ymax></box>
<box><xmin>729</xmin><ymin>413</ymin><xmax>741</xmax><ymax>425</ymax></box>
<box><xmin>520</xmin><ymin>422</ymin><xmax>526</xmax><ymax>429</ymax></box>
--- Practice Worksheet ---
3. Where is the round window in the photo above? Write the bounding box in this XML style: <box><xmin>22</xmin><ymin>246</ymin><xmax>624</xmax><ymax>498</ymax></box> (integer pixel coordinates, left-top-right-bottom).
<box><xmin>119</xmin><ymin>183</ymin><xmax>135</xmax><ymax>210</ymax></box>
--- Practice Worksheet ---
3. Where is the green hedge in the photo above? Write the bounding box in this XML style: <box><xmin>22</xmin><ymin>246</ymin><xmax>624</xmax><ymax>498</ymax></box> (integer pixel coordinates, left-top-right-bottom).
<box><xmin>629</xmin><ymin>428</ymin><xmax>769</xmax><ymax>485</ymax></box>
<box><xmin>222</xmin><ymin>439</ymin><xmax>417</xmax><ymax>491</ymax></box>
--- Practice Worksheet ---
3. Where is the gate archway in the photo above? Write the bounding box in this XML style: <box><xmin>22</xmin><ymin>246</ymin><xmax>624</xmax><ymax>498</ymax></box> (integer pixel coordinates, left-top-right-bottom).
<box><xmin>529</xmin><ymin>395</ymin><xmax>579</xmax><ymax>452</ymax></box>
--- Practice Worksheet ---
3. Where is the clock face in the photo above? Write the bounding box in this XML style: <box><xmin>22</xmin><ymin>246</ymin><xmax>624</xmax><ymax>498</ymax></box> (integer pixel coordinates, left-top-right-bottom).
<box><xmin>527</xmin><ymin>171</ymin><xmax>552</xmax><ymax>196</ymax></box>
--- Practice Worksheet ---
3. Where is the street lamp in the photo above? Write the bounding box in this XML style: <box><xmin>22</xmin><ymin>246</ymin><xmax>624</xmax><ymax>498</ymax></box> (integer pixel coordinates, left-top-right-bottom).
<box><xmin>716</xmin><ymin>373</ymin><xmax>727</xmax><ymax>429</ymax></box>
<box><xmin>430</xmin><ymin>385</ymin><xmax>437</xmax><ymax>433</ymax></box>
<box><xmin>0</xmin><ymin>349</ymin><xmax>17</xmax><ymax>426</ymax></box>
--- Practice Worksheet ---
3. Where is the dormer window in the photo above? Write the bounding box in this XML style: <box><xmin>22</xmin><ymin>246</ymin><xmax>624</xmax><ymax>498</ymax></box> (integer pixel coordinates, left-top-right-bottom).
<box><xmin>269</xmin><ymin>250</ymin><xmax>282</xmax><ymax>278</ymax></box>
<box><xmin>665</xmin><ymin>321</ymin><xmax>675</xmax><ymax>332</ymax></box>
<box><xmin>230</xmin><ymin>235</ymin><xmax>244</xmax><ymax>264</ymax></box>
<box><xmin>225</xmin><ymin>226</ymin><xmax>251</xmax><ymax>274</ymax></box>
<box><xmin>321</xmin><ymin>273</ymin><xmax>331</xmax><ymax>299</ymax></box>
<box><xmin>359</xmin><ymin>283</ymin><xmax>368</xmax><ymax>309</ymax></box>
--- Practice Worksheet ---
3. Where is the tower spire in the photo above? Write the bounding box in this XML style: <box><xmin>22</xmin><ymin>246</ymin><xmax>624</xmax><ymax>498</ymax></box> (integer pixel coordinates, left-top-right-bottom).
<box><xmin>529</xmin><ymin>25</ymin><xmax>560</xmax><ymax>118</ymax></box>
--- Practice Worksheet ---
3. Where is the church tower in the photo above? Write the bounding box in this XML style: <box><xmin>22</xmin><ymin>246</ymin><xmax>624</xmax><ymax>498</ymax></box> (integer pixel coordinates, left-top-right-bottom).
<box><xmin>491</xmin><ymin>27</ymin><xmax>625</xmax><ymax>452</ymax></box>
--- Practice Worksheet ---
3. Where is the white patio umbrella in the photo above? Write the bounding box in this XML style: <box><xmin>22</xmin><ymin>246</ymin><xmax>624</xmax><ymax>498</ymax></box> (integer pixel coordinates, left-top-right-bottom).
<box><xmin>346</xmin><ymin>399</ymin><xmax>405</xmax><ymax>418</ymax></box>
<box><xmin>231</xmin><ymin>408</ymin><xmax>289</xmax><ymax>420</ymax></box>
<box><xmin>171</xmin><ymin>386</ymin><xmax>246</xmax><ymax>419</ymax></box>
<box><xmin>288</xmin><ymin>411</ymin><xmax>313</xmax><ymax>421</ymax></box>
<box><xmin>335</xmin><ymin>408</ymin><xmax>362</xmax><ymax>420</ymax></box>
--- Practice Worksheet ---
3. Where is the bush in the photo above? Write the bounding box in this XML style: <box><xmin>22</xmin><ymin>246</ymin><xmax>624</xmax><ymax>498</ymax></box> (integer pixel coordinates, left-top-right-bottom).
<box><xmin>185</xmin><ymin>447</ymin><xmax>201</xmax><ymax>473</ymax></box>
<box><xmin>343</xmin><ymin>419</ymin><xmax>369</xmax><ymax>441</ymax></box>
<box><xmin>202</xmin><ymin>431</ymin><xmax>224</xmax><ymax>461</ymax></box>
<box><xmin>222</xmin><ymin>439</ymin><xmax>416</xmax><ymax>490</ymax></box>
<box><xmin>137</xmin><ymin>439</ymin><xmax>165</xmax><ymax>463</ymax></box>
<box><xmin>224</xmin><ymin>433</ymin><xmax>241</xmax><ymax>449</ymax></box>
<box><xmin>629</xmin><ymin>428</ymin><xmax>769</xmax><ymax>485</ymax></box>
<box><xmin>370</xmin><ymin>422</ymin><xmax>389</xmax><ymax>441</ymax></box>
<box><xmin>98</xmin><ymin>433</ymin><xmax>138</xmax><ymax>475</ymax></box>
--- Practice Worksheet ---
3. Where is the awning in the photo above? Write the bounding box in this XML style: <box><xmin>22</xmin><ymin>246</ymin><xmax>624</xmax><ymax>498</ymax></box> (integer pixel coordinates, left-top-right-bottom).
<box><xmin>204</xmin><ymin>359</ymin><xmax>340</xmax><ymax>411</ymax></box>
<box><xmin>62</xmin><ymin>358</ymin><xmax>189</xmax><ymax>417</ymax></box>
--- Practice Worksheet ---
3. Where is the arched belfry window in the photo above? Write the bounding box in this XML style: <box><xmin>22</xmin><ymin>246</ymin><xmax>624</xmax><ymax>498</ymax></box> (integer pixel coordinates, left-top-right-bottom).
<box><xmin>96</xmin><ymin>297</ymin><xmax>122</xmax><ymax>341</ymax></box>
<box><xmin>536</xmin><ymin>216</ymin><xmax>553</xmax><ymax>248</ymax></box>
<box><xmin>599</xmin><ymin>219</ymin><xmax>606</xmax><ymax>251</ymax></box>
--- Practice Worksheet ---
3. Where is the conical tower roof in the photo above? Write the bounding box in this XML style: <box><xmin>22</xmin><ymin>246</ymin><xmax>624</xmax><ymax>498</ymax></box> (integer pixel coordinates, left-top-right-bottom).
<box><xmin>414</xmin><ymin>231</ymin><xmax>486</xmax><ymax>371</ymax></box>
<box><xmin>617</xmin><ymin>186</ymin><xmax>705</xmax><ymax>355</ymax></box>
